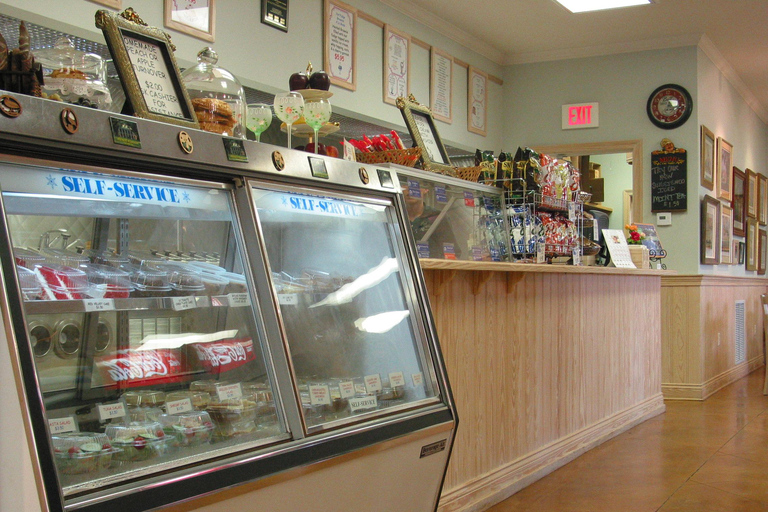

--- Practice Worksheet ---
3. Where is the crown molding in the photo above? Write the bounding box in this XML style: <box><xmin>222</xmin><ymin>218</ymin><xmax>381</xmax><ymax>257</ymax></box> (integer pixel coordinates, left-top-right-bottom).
<box><xmin>697</xmin><ymin>35</ymin><xmax>768</xmax><ymax>125</ymax></box>
<box><xmin>376</xmin><ymin>0</ymin><xmax>505</xmax><ymax>65</ymax></box>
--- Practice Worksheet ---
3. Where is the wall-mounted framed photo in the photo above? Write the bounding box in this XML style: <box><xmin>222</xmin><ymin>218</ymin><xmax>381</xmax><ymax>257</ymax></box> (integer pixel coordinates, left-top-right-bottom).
<box><xmin>95</xmin><ymin>9</ymin><xmax>199</xmax><ymax>130</ymax></box>
<box><xmin>324</xmin><ymin>0</ymin><xmax>357</xmax><ymax>91</ymax></box>
<box><xmin>759</xmin><ymin>173</ymin><xmax>768</xmax><ymax>225</ymax></box>
<box><xmin>717</xmin><ymin>137</ymin><xmax>733</xmax><ymax>202</ymax></box>
<box><xmin>701</xmin><ymin>195</ymin><xmax>721</xmax><ymax>265</ymax></box>
<box><xmin>759</xmin><ymin>228</ymin><xmax>767</xmax><ymax>275</ymax></box>
<box><xmin>383</xmin><ymin>25</ymin><xmax>410</xmax><ymax>106</ymax></box>
<box><xmin>90</xmin><ymin>0</ymin><xmax>122</xmax><ymax>9</ymax></box>
<box><xmin>746</xmin><ymin>218</ymin><xmax>759</xmax><ymax>270</ymax></box>
<box><xmin>746</xmin><ymin>168</ymin><xmax>758</xmax><ymax>219</ymax></box>
<box><xmin>700</xmin><ymin>125</ymin><xmax>715</xmax><ymax>191</ymax></box>
<box><xmin>720</xmin><ymin>204</ymin><xmax>733</xmax><ymax>264</ymax></box>
<box><xmin>467</xmin><ymin>66</ymin><xmax>487</xmax><ymax>136</ymax></box>
<box><xmin>430</xmin><ymin>47</ymin><xmax>452</xmax><ymax>124</ymax></box>
<box><xmin>164</xmin><ymin>0</ymin><xmax>215</xmax><ymax>42</ymax></box>
<box><xmin>261</xmin><ymin>0</ymin><xmax>289</xmax><ymax>32</ymax></box>
<box><xmin>396</xmin><ymin>94</ymin><xmax>454</xmax><ymax>175</ymax></box>
<box><xmin>732</xmin><ymin>166</ymin><xmax>746</xmax><ymax>237</ymax></box>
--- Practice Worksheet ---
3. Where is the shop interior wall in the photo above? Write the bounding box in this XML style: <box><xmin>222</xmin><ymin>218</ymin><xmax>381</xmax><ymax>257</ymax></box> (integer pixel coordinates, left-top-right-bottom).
<box><xmin>503</xmin><ymin>46</ymin><xmax>700</xmax><ymax>274</ymax></box>
<box><xmin>0</xmin><ymin>0</ymin><xmax>503</xmax><ymax>153</ymax></box>
<box><xmin>696</xmin><ymin>46</ymin><xmax>768</xmax><ymax>277</ymax></box>
<box><xmin>590</xmin><ymin>152</ymin><xmax>633</xmax><ymax>232</ymax></box>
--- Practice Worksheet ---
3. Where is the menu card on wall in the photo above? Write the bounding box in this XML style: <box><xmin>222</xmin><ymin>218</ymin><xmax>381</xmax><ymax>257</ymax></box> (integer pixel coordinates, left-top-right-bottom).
<box><xmin>467</xmin><ymin>66</ymin><xmax>487</xmax><ymax>136</ymax></box>
<box><xmin>430</xmin><ymin>47</ymin><xmax>452</xmax><ymax>123</ymax></box>
<box><xmin>602</xmin><ymin>229</ymin><xmax>636</xmax><ymax>268</ymax></box>
<box><xmin>383</xmin><ymin>25</ymin><xmax>410</xmax><ymax>105</ymax></box>
<box><xmin>324</xmin><ymin>0</ymin><xmax>357</xmax><ymax>91</ymax></box>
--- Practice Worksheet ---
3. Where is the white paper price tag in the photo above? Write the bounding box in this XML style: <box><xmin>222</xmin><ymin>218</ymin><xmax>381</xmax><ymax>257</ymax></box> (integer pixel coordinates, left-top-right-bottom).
<box><xmin>364</xmin><ymin>374</ymin><xmax>383</xmax><ymax>393</ymax></box>
<box><xmin>228</xmin><ymin>293</ymin><xmax>251</xmax><ymax>307</ymax></box>
<box><xmin>216</xmin><ymin>383</ymin><xmax>243</xmax><ymax>401</ymax></box>
<box><xmin>343</xmin><ymin>139</ymin><xmax>357</xmax><ymax>161</ymax></box>
<box><xmin>171</xmin><ymin>296</ymin><xmax>197</xmax><ymax>311</ymax></box>
<box><xmin>389</xmin><ymin>371</ymin><xmax>406</xmax><ymax>388</ymax></box>
<box><xmin>48</xmin><ymin>416</ymin><xmax>78</xmax><ymax>434</ymax></box>
<box><xmin>338</xmin><ymin>380</ymin><xmax>355</xmax><ymax>398</ymax></box>
<box><xmin>348</xmin><ymin>395</ymin><xmax>378</xmax><ymax>413</ymax></box>
<box><xmin>354</xmin><ymin>383</ymin><xmax>367</xmax><ymax>395</ymax></box>
<box><xmin>412</xmin><ymin>372</ymin><xmax>424</xmax><ymax>387</ymax></box>
<box><xmin>83</xmin><ymin>299</ymin><xmax>115</xmax><ymax>312</ymax></box>
<box><xmin>277</xmin><ymin>294</ymin><xmax>298</xmax><ymax>306</ymax></box>
<box><xmin>537</xmin><ymin>243</ymin><xmax>546</xmax><ymax>264</ymax></box>
<box><xmin>309</xmin><ymin>384</ymin><xmax>332</xmax><ymax>405</ymax></box>
<box><xmin>166</xmin><ymin>398</ymin><xmax>194</xmax><ymax>415</ymax></box>
<box><xmin>572</xmin><ymin>248</ymin><xmax>582</xmax><ymax>266</ymax></box>
<box><xmin>98</xmin><ymin>402</ymin><xmax>126</xmax><ymax>422</ymax></box>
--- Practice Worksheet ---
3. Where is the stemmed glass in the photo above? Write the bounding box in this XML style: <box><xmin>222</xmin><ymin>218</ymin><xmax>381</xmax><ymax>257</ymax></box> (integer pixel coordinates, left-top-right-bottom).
<box><xmin>303</xmin><ymin>98</ymin><xmax>332</xmax><ymax>153</ymax></box>
<box><xmin>246</xmin><ymin>103</ymin><xmax>273</xmax><ymax>142</ymax></box>
<box><xmin>273</xmin><ymin>91</ymin><xmax>304</xmax><ymax>149</ymax></box>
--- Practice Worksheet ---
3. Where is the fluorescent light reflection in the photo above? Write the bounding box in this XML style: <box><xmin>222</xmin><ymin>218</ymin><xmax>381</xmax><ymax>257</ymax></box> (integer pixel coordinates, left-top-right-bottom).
<box><xmin>555</xmin><ymin>0</ymin><xmax>650</xmax><ymax>13</ymax></box>
<box><xmin>354</xmin><ymin>310</ymin><xmax>410</xmax><ymax>334</ymax></box>
<box><xmin>310</xmin><ymin>257</ymin><xmax>399</xmax><ymax>308</ymax></box>
<box><xmin>135</xmin><ymin>329</ymin><xmax>239</xmax><ymax>351</ymax></box>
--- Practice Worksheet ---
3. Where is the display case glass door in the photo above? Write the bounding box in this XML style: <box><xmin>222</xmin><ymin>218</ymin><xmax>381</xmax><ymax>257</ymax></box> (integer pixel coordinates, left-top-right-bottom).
<box><xmin>249</xmin><ymin>182</ymin><xmax>441</xmax><ymax>433</ymax></box>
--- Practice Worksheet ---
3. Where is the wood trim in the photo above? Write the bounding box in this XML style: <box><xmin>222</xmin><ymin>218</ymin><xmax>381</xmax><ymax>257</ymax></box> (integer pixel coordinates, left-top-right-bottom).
<box><xmin>411</xmin><ymin>36</ymin><xmax>430</xmax><ymax>50</ymax></box>
<box><xmin>420</xmin><ymin>258</ymin><xmax>674</xmax><ymax>276</ymax></box>
<box><xmin>358</xmin><ymin>10</ymin><xmax>383</xmax><ymax>27</ymax></box>
<box><xmin>662</xmin><ymin>274</ymin><xmax>768</xmax><ymax>287</ymax></box>
<box><xmin>438</xmin><ymin>395</ymin><xmax>665</xmax><ymax>512</ymax></box>
<box><xmin>663</xmin><ymin>357</ymin><xmax>764</xmax><ymax>400</ymax></box>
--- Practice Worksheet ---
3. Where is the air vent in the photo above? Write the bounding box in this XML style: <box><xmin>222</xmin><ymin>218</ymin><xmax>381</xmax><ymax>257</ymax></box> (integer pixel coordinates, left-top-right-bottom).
<box><xmin>735</xmin><ymin>300</ymin><xmax>746</xmax><ymax>364</ymax></box>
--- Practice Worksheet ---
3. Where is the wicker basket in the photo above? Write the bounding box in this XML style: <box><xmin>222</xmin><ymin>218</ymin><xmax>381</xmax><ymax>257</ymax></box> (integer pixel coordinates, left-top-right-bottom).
<box><xmin>453</xmin><ymin>166</ymin><xmax>483</xmax><ymax>183</ymax></box>
<box><xmin>355</xmin><ymin>147</ymin><xmax>421</xmax><ymax>167</ymax></box>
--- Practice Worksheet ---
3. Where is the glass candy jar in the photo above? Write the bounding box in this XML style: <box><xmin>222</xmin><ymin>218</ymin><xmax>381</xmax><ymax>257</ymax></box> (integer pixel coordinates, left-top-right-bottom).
<box><xmin>35</xmin><ymin>37</ymin><xmax>112</xmax><ymax>110</ymax></box>
<box><xmin>181</xmin><ymin>47</ymin><xmax>246</xmax><ymax>138</ymax></box>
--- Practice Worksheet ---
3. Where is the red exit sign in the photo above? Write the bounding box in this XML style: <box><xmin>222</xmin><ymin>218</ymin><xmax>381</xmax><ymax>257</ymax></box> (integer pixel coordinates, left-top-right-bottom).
<box><xmin>562</xmin><ymin>102</ymin><xmax>599</xmax><ymax>130</ymax></box>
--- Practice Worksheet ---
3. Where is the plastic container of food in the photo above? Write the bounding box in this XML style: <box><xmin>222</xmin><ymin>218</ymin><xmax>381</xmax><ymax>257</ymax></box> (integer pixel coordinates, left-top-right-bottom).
<box><xmin>200</xmin><ymin>272</ymin><xmax>229</xmax><ymax>296</ymax></box>
<box><xmin>129</xmin><ymin>266</ymin><xmax>171</xmax><ymax>297</ymax></box>
<box><xmin>150</xmin><ymin>262</ymin><xmax>205</xmax><ymax>296</ymax></box>
<box><xmin>105</xmin><ymin>421</ymin><xmax>168</xmax><ymax>463</ymax></box>
<box><xmin>13</xmin><ymin>247</ymin><xmax>46</xmax><ymax>268</ymax></box>
<box><xmin>93</xmin><ymin>251</ymin><xmax>132</xmax><ymax>270</ymax></box>
<box><xmin>189</xmin><ymin>380</ymin><xmax>231</xmax><ymax>394</ymax></box>
<box><xmin>81</xmin><ymin>263</ymin><xmax>133</xmax><ymax>299</ymax></box>
<box><xmin>188</xmin><ymin>261</ymin><xmax>226</xmax><ymax>274</ymax></box>
<box><xmin>158</xmin><ymin>411</ymin><xmax>214</xmax><ymax>448</ymax></box>
<box><xmin>221</xmin><ymin>272</ymin><xmax>248</xmax><ymax>294</ymax></box>
<box><xmin>126</xmin><ymin>406</ymin><xmax>164</xmax><ymax>423</ymax></box>
<box><xmin>123</xmin><ymin>389</ymin><xmax>166</xmax><ymax>408</ymax></box>
<box><xmin>35</xmin><ymin>264</ymin><xmax>89</xmax><ymax>300</ymax></box>
<box><xmin>126</xmin><ymin>251</ymin><xmax>167</xmax><ymax>267</ymax></box>
<box><xmin>51</xmin><ymin>432</ymin><xmax>119</xmax><ymax>475</ymax></box>
<box><xmin>165</xmin><ymin>390</ymin><xmax>211</xmax><ymax>410</ymax></box>
<box><xmin>16</xmin><ymin>265</ymin><xmax>42</xmax><ymax>300</ymax></box>
<box><xmin>206</xmin><ymin>395</ymin><xmax>258</xmax><ymax>438</ymax></box>
<box><xmin>40</xmin><ymin>248</ymin><xmax>89</xmax><ymax>268</ymax></box>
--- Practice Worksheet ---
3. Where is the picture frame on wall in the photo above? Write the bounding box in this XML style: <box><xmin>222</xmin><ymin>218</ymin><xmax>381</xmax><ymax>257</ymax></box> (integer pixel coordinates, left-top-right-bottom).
<box><xmin>467</xmin><ymin>66</ymin><xmax>488</xmax><ymax>136</ymax></box>
<box><xmin>733</xmin><ymin>240</ymin><xmax>741</xmax><ymax>264</ymax></box>
<box><xmin>383</xmin><ymin>24</ymin><xmax>410</xmax><ymax>106</ymax></box>
<box><xmin>701</xmin><ymin>195</ymin><xmax>721</xmax><ymax>265</ymax></box>
<box><xmin>430</xmin><ymin>47</ymin><xmax>453</xmax><ymax>124</ymax></box>
<box><xmin>396</xmin><ymin>94</ymin><xmax>454</xmax><ymax>175</ymax></box>
<box><xmin>324</xmin><ymin>0</ymin><xmax>357</xmax><ymax>91</ymax></box>
<box><xmin>746</xmin><ymin>218</ymin><xmax>759</xmax><ymax>270</ymax></box>
<box><xmin>261</xmin><ymin>0</ymin><xmax>289</xmax><ymax>32</ymax></box>
<box><xmin>700</xmin><ymin>125</ymin><xmax>715</xmax><ymax>191</ymax></box>
<box><xmin>759</xmin><ymin>229</ymin><xmax>767</xmax><ymax>275</ymax></box>
<box><xmin>732</xmin><ymin>167</ymin><xmax>746</xmax><ymax>237</ymax></box>
<box><xmin>720</xmin><ymin>205</ymin><xmax>734</xmax><ymax>264</ymax></box>
<box><xmin>746</xmin><ymin>168</ymin><xmax>758</xmax><ymax>219</ymax></box>
<box><xmin>759</xmin><ymin>173</ymin><xmax>768</xmax><ymax>225</ymax></box>
<box><xmin>164</xmin><ymin>0</ymin><xmax>215</xmax><ymax>42</ymax></box>
<box><xmin>717</xmin><ymin>137</ymin><xmax>733</xmax><ymax>201</ymax></box>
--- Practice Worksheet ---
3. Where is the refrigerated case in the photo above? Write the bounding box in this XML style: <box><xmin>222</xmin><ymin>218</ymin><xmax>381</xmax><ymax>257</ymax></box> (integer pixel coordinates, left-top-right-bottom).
<box><xmin>0</xmin><ymin>94</ymin><xmax>455</xmax><ymax>512</ymax></box>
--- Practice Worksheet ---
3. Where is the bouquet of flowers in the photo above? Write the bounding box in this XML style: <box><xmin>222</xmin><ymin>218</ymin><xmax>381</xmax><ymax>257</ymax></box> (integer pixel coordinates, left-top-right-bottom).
<box><xmin>625</xmin><ymin>224</ymin><xmax>645</xmax><ymax>245</ymax></box>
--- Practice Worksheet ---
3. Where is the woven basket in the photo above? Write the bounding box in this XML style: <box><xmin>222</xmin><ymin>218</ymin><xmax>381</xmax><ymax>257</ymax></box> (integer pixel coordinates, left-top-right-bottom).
<box><xmin>453</xmin><ymin>166</ymin><xmax>483</xmax><ymax>183</ymax></box>
<box><xmin>355</xmin><ymin>147</ymin><xmax>421</xmax><ymax>167</ymax></box>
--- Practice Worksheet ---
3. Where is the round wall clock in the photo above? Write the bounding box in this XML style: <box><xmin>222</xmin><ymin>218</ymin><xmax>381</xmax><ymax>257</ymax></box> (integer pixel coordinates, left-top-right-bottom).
<box><xmin>646</xmin><ymin>84</ymin><xmax>693</xmax><ymax>129</ymax></box>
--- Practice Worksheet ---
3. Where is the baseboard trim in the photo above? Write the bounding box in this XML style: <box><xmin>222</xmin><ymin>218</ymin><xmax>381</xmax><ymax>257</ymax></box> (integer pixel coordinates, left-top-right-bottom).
<box><xmin>663</xmin><ymin>356</ymin><xmax>764</xmax><ymax>401</ymax></box>
<box><xmin>437</xmin><ymin>394</ymin><xmax>665</xmax><ymax>512</ymax></box>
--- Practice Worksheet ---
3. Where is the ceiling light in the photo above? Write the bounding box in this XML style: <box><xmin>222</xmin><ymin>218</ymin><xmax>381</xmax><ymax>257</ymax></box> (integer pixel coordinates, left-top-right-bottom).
<box><xmin>555</xmin><ymin>0</ymin><xmax>651</xmax><ymax>13</ymax></box>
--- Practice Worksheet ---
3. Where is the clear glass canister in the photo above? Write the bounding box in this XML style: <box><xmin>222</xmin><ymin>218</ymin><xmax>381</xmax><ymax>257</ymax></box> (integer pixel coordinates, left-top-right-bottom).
<box><xmin>181</xmin><ymin>47</ymin><xmax>246</xmax><ymax>138</ymax></box>
<box><xmin>35</xmin><ymin>37</ymin><xmax>112</xmax><ymax>110</ymax></box>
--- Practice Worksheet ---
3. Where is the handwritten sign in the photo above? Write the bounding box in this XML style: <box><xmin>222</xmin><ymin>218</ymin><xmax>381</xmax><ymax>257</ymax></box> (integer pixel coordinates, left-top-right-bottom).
<box><xmin>651</xmin><ymin>147</ymin><xmax>687</xmax><ymax>212</ymax></box>
<box><xmin>325</xmin><ymin>0</ymin><xmax>356</xmax><ymax>90</ymax></box>
<box><xmin>309</xmin><ymin>384</ymin><xmax>332</xmax><ymax>405</ymax></box>
<box><xmin>412</xmin><ymin>111</ymin><xmax>447</xmax><ymax>165</ymax></box>
<box><xmin>84</xmin><ymin>299</ymin><xmax>115</xmax><ymax>312</ymax></box>
<box><xmin>383</xmin><ymin>25</ymin><xmax>409</xmax><ymax>105</ymax></box>
<box><xmin>122</xmin><ymin>35</ymin><xmax>186</xmax><ymax>119</ymax></box>
<box><xmin>431</xmin><ymin>48</ymin><xmax>452</xmax><ymax>123</ymax></box>
<box><xmin>339</xmin><ymin>380</ymin><xmax>355</xmax><ymax>398</ymax></box>
<box><xmin>364</xmin><ymin>373</ymin><xmax>382</xmax><ymax>393</ymax></box>
<box><xmin>216</xmin><ymin>383</ymin><xmax>243</xmax><ymax>401</ymax></box>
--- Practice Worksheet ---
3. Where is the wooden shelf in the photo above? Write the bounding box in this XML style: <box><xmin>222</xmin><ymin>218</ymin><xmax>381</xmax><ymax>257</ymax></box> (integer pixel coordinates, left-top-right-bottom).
<box><xmin>419</xmin><ymin>258</ymin><xmax>675</xmax><ymax>276</ymax></box>
<box><xmin>584</xmin><ymin>202</ymin><xmax>613</xmax><ymax>214</ymax></box>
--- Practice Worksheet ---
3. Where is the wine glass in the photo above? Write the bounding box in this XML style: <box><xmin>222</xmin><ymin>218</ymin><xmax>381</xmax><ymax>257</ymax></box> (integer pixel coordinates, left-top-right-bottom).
<box><xmin>303</xmin><ymin>99</ymin><xmax>332</xmax><ymax>153</ymax></box>
<box><xmin>246</xmin><ymin>103</ymin><xmax>273</xmax><ymax>143</ymax></box>
<box><xmin>273</xmin><ymin>91</ymin><xmax>304</xmax><ymax>149</ymax></box>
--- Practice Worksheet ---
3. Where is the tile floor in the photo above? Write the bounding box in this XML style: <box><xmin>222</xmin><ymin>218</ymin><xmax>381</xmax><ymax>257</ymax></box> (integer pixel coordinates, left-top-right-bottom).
<box><xmin>486</xmin><ymin>370</ymin><xmax>768</xmax><ymax>512</ymax></box>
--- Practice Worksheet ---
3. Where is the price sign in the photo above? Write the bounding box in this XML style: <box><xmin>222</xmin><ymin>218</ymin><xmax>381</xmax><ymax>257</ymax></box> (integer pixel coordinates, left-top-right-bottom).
<box><xmin>389</xmin><ymin>371</ymin><xmax>405</xmax><ymax>388</ymax></box>
<box><xmin>349</xmin><ymin>395</ymin><xmax>378</xmax><ymax>413</ymax></box>
<box><xmin>339</xmin><ymin>380</ymin><xmax>355</xmax><ymax>398</ymax></box>
<box><xmin>463</xmin><ymin>191</ymin><xmax>475</xmax><ymax>207</ymax></box>
<box><xmin>471</xmin><ymin>246</ymin><xmax>483</xmax><ymax>261</ymax></box>
<box><xmin>417</xmin><ymin>242</ymin><xmax>431</xmax><ymax>259</ymax></box>
<box><xmin>309</xmin><ymin>384</ymin><xmax>332</xmax><ymax>405</ymax></box>
<box><xmin>364</xmin><ymin>374</ymin><xmax>382</xmax><ymax>393</ymax></box>
<box><xmin>572</xmin><ymin>247</ymin><xmax>582</xmax><ymax>266</ymax></box>
<box><xmin>216</xmin><ymin>383</ymin><xmax>243</xmax><ymax>401</ymax></box>
<box><xmin>166</xmin><ymin>398</ymin><xmax>194</xmax><ymax>415</ymax></box>
<box><xmin>407</xmin><ymin>179</ymin><xmax>422</xmax><ymax>199</ymax></box>
<box><xmin>48</xmin><ymin>416</ymin><xmax>78</xmax><ymax>434</ymax></box>
<box><xmin>84</xmin><ymin>299</ymin><xmax>115</xmax><ymax>312</ymax></box>
<box><xmin>412</xmin><ymin>372</ymin><xmax>424</xmax><ymax>387</ymax></box>
<box><xmin>278</xmin><ymin>294</ymin><xmax>298</xmax><ymax>306</ymax></box>
<box><xmin>171</xmin><ymin>296</ymin><xmax>197</xmax><ymax>311</ymax></box>
<box><xmin>537</xmin><ymin>243</ymin><xmax>546</xmax><ymax>264</ymax></box>
<box><xmin>98</xmin><ymin>402</ymin><xmax>126</xmax><ymax>422</ymax></box>
<box><xmin>227</xmin><ymin>293</ymin><xmax>251</xmax><ymax>307</ymax></box>
<box><xmin>443</xmin><ymin>243</ymin><xmax>457</xmax><ymax>260</ymax></box>
<box><xmin>122</xmin><ymin>35</ymin><xmax>186</xmax><ymax>119</ymax></box>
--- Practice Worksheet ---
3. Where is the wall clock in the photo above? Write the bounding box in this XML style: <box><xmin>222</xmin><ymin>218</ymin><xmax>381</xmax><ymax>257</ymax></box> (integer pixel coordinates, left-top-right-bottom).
<box><xmin>646</xmin><ymin>83</ymin><xmax>693</xmax><ymax>129</ymax></box>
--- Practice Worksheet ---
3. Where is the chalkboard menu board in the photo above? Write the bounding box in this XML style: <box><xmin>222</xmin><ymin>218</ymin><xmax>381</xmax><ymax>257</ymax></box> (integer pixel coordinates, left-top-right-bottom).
<box><xmin>651</xmin><ymin>148</ymin><xmax>687</xmax><ymax>212</ymax></box>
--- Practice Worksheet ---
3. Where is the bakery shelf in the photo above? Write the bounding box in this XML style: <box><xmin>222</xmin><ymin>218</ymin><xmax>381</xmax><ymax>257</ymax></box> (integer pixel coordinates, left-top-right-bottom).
<box><xmin>22</xmin><ymin>293</ymin><xmax>251</xmax><ymax>315</ymax></box>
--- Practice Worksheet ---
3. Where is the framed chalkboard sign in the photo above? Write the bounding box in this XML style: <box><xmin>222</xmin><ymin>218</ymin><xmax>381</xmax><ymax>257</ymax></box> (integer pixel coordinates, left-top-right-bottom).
<box><xmin>651</xmin><ymin>139</ymin><xmax>687</xmax><ymax>212</ymax></box>
<box><xmin>95</xmin><ymin>8</ymin><xmax>199</xmax><ymax>130</ymax></box>
<box><xmin>397</xmin><ymin>94</ymin><xmax>454</xmax><ymax>175</ymax></box>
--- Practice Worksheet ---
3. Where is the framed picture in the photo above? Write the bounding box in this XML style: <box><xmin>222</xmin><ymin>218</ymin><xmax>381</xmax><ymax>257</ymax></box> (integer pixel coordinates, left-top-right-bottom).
<box><xmin>746</xmin><ymin>168</ymin><xmax>758</xmax><ymax>219</ymax></box>
<box><xmin>467</xmin><ymin>66</ymin><xmax>487</xmax><ymax>136</ymax></box>
<box><xmin>746</xmin><ymin>218</ymin><xmax>759</xmax><ymax>270</ymax></box>
<box><xmin>732</xmin><ymin>167</ymin><xmax>746</xmax><ymax>237</ymax></box>
<box><xmin>430</xmin><ymin>47</ymin><xmax>452</xmax><ymax>124</ymax></box>
<box><xmin>383</xmin><ymin>25</ymin><xmax>410</xmax><ymax>106</ymax></box>
<box><xmin>700</xmin><ymin>125</ymin><xmax>715</xmax><ymax>191</ymax></box>
<box><xmin>720</xmin><ymin>205</ymin><xmax>733</xmax><ymax>264</ymax></box>
<box><xmin>759</xmin><ymin>173</ymin><xmax>768</xmax><ymax>225</ymax></box>
<box><xmin>95</xmin><ymin>9</ymin><xmax>199</xmax><ymax>130</ymax></box>
<box><xmin>733</xmin><ymin>240</ymin><xmax>741</xmax><ymax>264</ymax></box>
<box><xmin>634</xmin><ymin>223</ymin><xmax>664</xmax><ymax>257</ymax></box>
<box><xmin>717</xmin><ymin>137</ymin><xmax>733</xmax><ymax>201</ymax></box>
<box><xmin>396</xmin><ymin>94</ymin><xmax>454</xmax><ymax>175</ymax></box>
<box><xmin>324</xmin><ymin>0</ymin><xmax>357</xmax><ymax>91</ymax></box>
<box><xmin>164</xmin><ymin>0</ymin><xmax>215</xmax><ymax>42</ymax></box>
<box><xmin>759</xmin><ymin>229</ymin><xmax>767</xmax><ymax>275</ymax></box>
<box><xmin>90</xmin><ymin>0</ymin><xmax>121</xmax><ymax>8</ymax></box>
<box><xmin>261</xmin><ymin>0</ymin><xmax>288</xmax><ymax>32</ymax></box>
<box><xmin>701</xmin><ymin>195</ymin><xmax>721</xmax><ymax>265</ymax></box>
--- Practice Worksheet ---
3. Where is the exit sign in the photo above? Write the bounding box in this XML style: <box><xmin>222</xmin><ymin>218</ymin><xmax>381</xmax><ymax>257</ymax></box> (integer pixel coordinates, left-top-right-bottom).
<box><xmin>562</xmin><ymin>102</ymin><xmax>599</xmax><ymax>130</ymax></box>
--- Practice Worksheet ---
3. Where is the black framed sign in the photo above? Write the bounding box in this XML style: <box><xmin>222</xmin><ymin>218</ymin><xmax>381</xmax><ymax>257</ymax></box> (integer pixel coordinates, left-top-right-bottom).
<box><xmin>95</xmin><ymin>9</ymin><xmax>199</xmax><ymax>130</ymax></box>
<box><xmin>396</xmin><ymin>94</ymin><xmax>454</xmax><ymax>175</ymax></box>
<box><xmin>262</xmin><ymin>0</ymin><xmax>288</xmax><ymax>32</ymax></box>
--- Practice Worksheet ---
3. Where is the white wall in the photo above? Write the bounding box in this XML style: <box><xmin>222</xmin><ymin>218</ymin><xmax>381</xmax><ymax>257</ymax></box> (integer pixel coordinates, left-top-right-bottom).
<box><xmin>0</xmin><ymin>0</ymin><xmax>503</xmax><ymax>153</ymax></box>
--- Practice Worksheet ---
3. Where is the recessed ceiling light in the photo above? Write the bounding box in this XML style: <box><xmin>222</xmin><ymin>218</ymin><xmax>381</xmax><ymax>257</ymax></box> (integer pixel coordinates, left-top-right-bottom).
<box><xmin>555</xmin><ymin>0</ymin><xmax>651</xmax><ymax>13</ymax></box>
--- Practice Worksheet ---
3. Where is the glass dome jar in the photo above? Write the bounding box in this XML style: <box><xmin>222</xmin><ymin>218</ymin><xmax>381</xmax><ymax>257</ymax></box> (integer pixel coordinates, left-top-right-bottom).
<box><xmin>181</xmin><ymin>47</ymin><xmax>246</xmax><ymax>138</ymax></box>
<box><xmin>35</xmin><ymin>37</ymin><xmax>112</xmax><ymax>110</ymax></box>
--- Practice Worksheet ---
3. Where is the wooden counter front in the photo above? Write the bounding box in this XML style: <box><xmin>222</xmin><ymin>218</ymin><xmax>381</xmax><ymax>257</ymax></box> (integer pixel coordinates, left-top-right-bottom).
<box><xmin>426</xmin><ymin>261</ymin><xmax>666</xmax><ymax>512</ymax></box>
